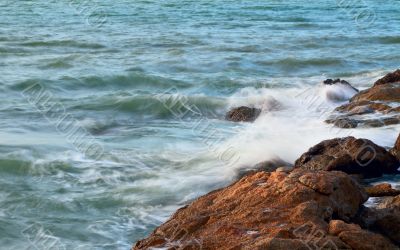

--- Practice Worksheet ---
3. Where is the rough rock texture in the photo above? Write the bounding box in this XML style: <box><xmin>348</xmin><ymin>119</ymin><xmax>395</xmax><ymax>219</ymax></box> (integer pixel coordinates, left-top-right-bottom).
<box><xmin>327</xmin><ymin>70</ymin><xmax>400</xmax><ymax>128</ymax></box>
<box><xmin>225</xmin><ymin>106</ymin><xmax>261</xmax><ymax>122</ymax></box>
<box><xmin>365</xmin><ymin>183</ymin><xmax>400</xmax><ymax>197</ymax></box>
<box><xmin>294</xmin><ymin>137</ymin><xmax>399</xmax><ymax>178</ymax></box>
<box><xmin>132</xmin><ymin>169</ymin><xmax>400</xmax><ymax>250</ymax></box>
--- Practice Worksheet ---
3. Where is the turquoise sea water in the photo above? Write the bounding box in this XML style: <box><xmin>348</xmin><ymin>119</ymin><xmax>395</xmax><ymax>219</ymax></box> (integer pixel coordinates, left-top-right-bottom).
<box><xmin>1</xmin><ymin>0</ymin><xmax>400</xmax><ymax>249</ymax></box>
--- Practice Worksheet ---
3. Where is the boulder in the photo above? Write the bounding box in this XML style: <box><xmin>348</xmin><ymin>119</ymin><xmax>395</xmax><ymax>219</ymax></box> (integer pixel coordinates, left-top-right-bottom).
<box><xmin>365</xmin><ymin>183</ymin><xmax>400</xmax><ymax>197</ymax></box>
<box><xmin>133</xmin><ymin>169</ymin><xmax>380</xmax><ymax>249</ymax></box>
<box><xmin>294</xmin><ymin>137</ymin><xmax>399</xmax><ymax>178</ymax></box>
<box><xmin>225</xmin><ymin>106</ymin><xmax>261</xmax><ymax>122</ymax></box>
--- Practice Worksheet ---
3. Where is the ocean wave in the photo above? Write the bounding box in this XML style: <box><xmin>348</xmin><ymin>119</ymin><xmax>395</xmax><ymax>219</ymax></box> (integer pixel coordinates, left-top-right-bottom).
<box><xmin>378</xmin><ymin>36</ymin><xmax>400</xmax><ymax>44</ymax></box>
<box><xmin>70</xmin><ymin>93</ymin><xmax>226</xmax><ymax>119</ymax></box>
<box><xmin>10</xmin><ymin>72</ymin><xmax>191</xmax><ymax>92</ymax></box>
<box><xmin>256</xmin><ymin>57</ymin><xmax>343</xmax><ymax>68</ymax></box>
<box><xmin>18</xmin><ymin>40</ymin><xmax>106</xmax><ymax>49</ymax></box>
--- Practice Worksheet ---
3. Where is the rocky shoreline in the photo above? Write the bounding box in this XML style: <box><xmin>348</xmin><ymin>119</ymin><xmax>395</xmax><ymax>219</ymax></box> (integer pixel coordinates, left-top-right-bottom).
<box><xmin>133</xmin><ymin>70</ymin><xmax>400</xmax><ymax>250</ymax></box>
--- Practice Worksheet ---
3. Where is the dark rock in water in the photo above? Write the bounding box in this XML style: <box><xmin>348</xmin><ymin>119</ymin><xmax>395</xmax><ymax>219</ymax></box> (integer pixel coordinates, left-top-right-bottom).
<box><xmin>225</xmin><ymin>106</ymin><xmax>261</xmax><ymax>122</ymax></box>
<box><xmin>328</xmin><ymin>118</ymin><xmax>358</xmax><ymax>129</ymax></box>
<box><xmin>374</xmin><ymin>69</ymin><xmax>400</xmax><ymax>86</ymax></box>
<box><xmin>294</xmin><ymin>137</ymin><xmax>399</xmax><ymax>178</ymax></box>
<box><xmin>134</xmin><ymin>169</ymin><xmax>391</xmax><ymax>250</ymax></box>
<box><xmin>235</xmin><ymin>158</ymin><xmax>292</xmax><ymax>179</ymax></box>
<box><xmin>365</xmin><ymin>183</ymin><xmax>400</xmax><ymax>197</ymax></box>
<box><xmin>324</xmin><ymin>78</ymin><xmax>359</xmax><ymax>92</ymax></box>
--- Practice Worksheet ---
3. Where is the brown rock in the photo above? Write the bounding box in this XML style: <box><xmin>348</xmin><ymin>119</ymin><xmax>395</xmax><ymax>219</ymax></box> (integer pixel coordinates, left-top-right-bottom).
<box><xmin>328</xmin><ymin>220</ymin><xmax>361</xmax><ymax>236</ymax></box>
<box><xmin>294</xmin><ymin>137</ymin><xmax>400</xmax><ymax>178</ymax></box>
<box><xmin>133</xmin><ymin>169</ymin><xmax>372</xmax><ymax>249</ymax></box>
<box><xmin>350</xmin><ymin>83</ymin><xmax>400</xmax><ymax>102</ymax></box>
<box><xmin>225</xmin><ymin>106</ymin><xmax>261</xmax><ymax>122</ymax></box>
<box><xmin>365</xmin><ymin>183</ymin><xmax>400</xmax><ymax>197</ymax></box>
<box><xmin>374</xmin><ymin>69</ymin><xmax>400</xmax><ymax>86</ymax></box>
<box><xmin>338</xmin><ymin>230</ymin><xmax>397</xmax><ymax>250</ymax></box>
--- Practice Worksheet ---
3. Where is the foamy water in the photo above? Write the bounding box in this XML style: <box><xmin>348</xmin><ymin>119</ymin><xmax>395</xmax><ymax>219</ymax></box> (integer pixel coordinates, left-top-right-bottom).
<box><xmin>1</xmin><ymin>0</ymin><xmax>400</xmax><ymax>249</ymax></box>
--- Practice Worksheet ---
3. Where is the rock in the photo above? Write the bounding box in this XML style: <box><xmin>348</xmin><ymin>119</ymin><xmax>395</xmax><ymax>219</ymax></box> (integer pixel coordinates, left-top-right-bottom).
<box><xmin>323</xmin><ymin>78</ymin><xmax>359</xmax><ymax>102</ymax></box>
<box><xmin>225</xmin><ymin>106</ymin><xmax>261</xmax><ymax>122</ymax></box>
<box><xmin>133</xmin><ymin>169</ymin><xmax>379</xmax><ymax>249</ymax></box>
<box><xmin>354</xmin><ymin>195</ymin><xmax>400</xmax><ymax>246</ymax></box>
<box><xmin>329</xmin><ymin>118</ymin><xmax>358</xmax><ymax>128</ymax></box>
<box><xmin>365</xmin><ymin>183</ymin><xmax>400</xmax><ymax>197</ymax></box>
<box><xmin>324</xmin><ymin>78</ymin><xmax>359</xmax><ymax>92</ymax></box>
<box><xmin>294</xmin><ymin>137</ymin><xmax>399</xmax><ymax>178</ymax></box>
<box><xmin>390</xmin><ymin>133</ymin><xmax>400</xmax><ymax>161</ymax></box>
<box><xmin>327</xmin><ymin>70</ymin><xmax>400</xmax><ymax>128</ymax></box>
<box><xmin>374</xmin><ymin>69</ymin><xmax>400</xmax><ymax>86</ymax></box>
<box><xmin>235</xmin><ymin>158</ymin><xmax>292</xmax><ymax>179</ymax></box>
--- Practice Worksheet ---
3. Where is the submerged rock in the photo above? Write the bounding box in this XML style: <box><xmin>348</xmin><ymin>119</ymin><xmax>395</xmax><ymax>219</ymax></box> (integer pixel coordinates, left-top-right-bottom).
<box><xmin>324</xmin><ymin>78</ymin><xmax>359</xmax><ymax>92</ymax></box>
<box><xmin>225</xmin><ymin>106</ymin><xmax>261</xmax><ymax>122</ymax></box>
<box><xmin>134</xmin><ymin>169</ymin><xmax>380</xmax><ymax>250</ymax></box>
<box><xmin>327</xmin><ymin>70</ymin><xmax>400</xmax><ymax>128</ymax></box>
<box><xmin>294</xmin><ymin>137</ymin><xmax>399</xmax><ymax>178</ymax></box>
<box><xmin>323</xmin><ymin>78</ymin><xmax>359</xmax><ymax>102</ymax></box>
<box><xmin>365</xmin><ymin>183</ymin><xmax>400</xmax><ymax>197</ymax></box>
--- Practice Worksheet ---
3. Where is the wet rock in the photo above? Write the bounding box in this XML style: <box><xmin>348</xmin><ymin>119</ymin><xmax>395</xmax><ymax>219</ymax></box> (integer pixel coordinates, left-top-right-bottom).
<box><xmin>235</xmin><ymin>158</ymin><xmax>292</xmax><ymax>179</ymax></box>
<box><xmin>294</xmin><ymin>137</ymin><xmax>399</xmax><ymax>178</ymax></box>
<box><xmin>133</xmin><ymin>169</ymin><xmax>374</xmax><ymax>250</ymax></box>
<box><xmin>328</xmin><ymin>117</ymin><xmax>358</xmax><ymax>128</ymax></box>
<box><xmin>225</xmin><ymin>106</ymin><xmax>261</xmax><ymax>122</ymax></box>
<box><xmin>324</xmin><ymin>78</ymin><xmax>359</xmax><ymax>92</ymax></box>
<box><xmin>323</xmin><ymin>78</ymin><xmax>359</xmax><ymax>102</ymax></box>
<box><xmin>365</xmin><ymin>183</ymin><xmax>400</xmax><ymax>197</ymax></box>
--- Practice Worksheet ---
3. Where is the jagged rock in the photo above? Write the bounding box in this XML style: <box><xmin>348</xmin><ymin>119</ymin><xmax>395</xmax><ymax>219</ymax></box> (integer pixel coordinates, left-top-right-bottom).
<box><xmin>365</xmin><ymin>183</ymin><xmax>400</xmax><ymax>197</ymax></box>
<box><xmin>133</xmin><ymin>169</ymin><xmax>380</xmax><ymax>249</ymax></box>
<box><xmin>294</xmin><ymin>137</ymin><xmax>399</xmax><ymax>178</ymax></box>
<box><xmin>225</xmin><ymin>106</ymin><xmax>261</xmax><ymax>122</ymax></box>
<box><xmin>323</xmin><ymin>78</ymin><xmax>359</xmax><ymax>102</ymax></box>
<box><xmin>324</xmin><ymin>78</ymin><xmax>359</xmax><ymax>92</ymax></box>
